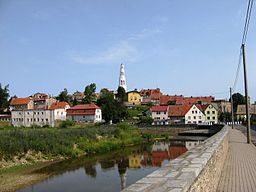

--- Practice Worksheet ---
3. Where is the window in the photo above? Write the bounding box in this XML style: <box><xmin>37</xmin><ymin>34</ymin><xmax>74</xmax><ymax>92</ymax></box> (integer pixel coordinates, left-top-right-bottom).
<box><xmin>57</xmin><ymin>111</ymin><xmax>59</xmax><ymax>115</ymax></box>
<box><xmin>213</xmin><ymin>116</ymin><xmax>216</xmax><ymax>120</ymax></box>
<box><xmin>37</xmin><ymin>118</ymin><xmax>39</xmax><ymax>122</ymax></box>
<box><xmin>194</xmin><ymin>116</ymin><xmax>196</xmax><ymax>119</ymax></box>
<box><xmin>192</xmin><ymin>111</ymin><xmax>194</xmax><ymax>114</ymax></box>
<box><xmin>27</xmin><ymin>112</ymin><xmax>29</xmax><ymax>115</ymax></box>
<box><xmin>27</xmin><ymin>119</ymin><xmax>29</xmax><ymax>122</ymax></box>
<box><xmin>61</xmin><ymin>112</ymin><xmax>63</xmax><ymax>115</ymax></box>
<box><xmin>42</xmin><ymin>119</ymin><xmax>44</xmax><ymax>122</ymax></box>
<box><xmin>207</xmin><ymin>117</ymin><xmax>210</xmax><ymax>120</ymax></box>
<box><xmin>46</xmin><ymin>118</ymin><xmax>48</xmax><ymax>122</ymax></box>
<box><xmin>42</xmin><ymin>112</ymin><xmax>43</xmax><ymax>115</ymax></box>
<box><xmin>212</xmin><ymin>111</ymin><xmax>215</xmax><ymax>114</ymax></box>
<box><xmin>188</xmin><ymin>116</ymin><xmax>191</xmax><ymax>120</ymax></box>
<box><xmin>207</xmin><ymin>111</ymin><xmax>210</xmax><ymax>114</ymax></box>
<box><xmin>38</xmin><ymin>112</ymin><xmax>39</xmax><ymax>115</ymax></box>
<box><xmin>195</xmin><ymin>111</ymin><xmax>197</xmax><ymax>114</ymax></box>
<box><xmin>199</xmin><ymin>116</ymin><xmax>201</xmax><ymax>119</ymax></box>
<box><xmin>34</xmin><ymin>112</ymin><xmax>36</xmax><ymax>115</ymax></box>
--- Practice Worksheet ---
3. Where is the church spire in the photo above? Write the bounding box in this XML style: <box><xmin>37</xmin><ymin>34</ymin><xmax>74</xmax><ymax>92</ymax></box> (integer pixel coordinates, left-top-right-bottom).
<box><xmin>119</xmin><ymin>63</ymin><xmax>127</xmax><ymax>92</ymax></box>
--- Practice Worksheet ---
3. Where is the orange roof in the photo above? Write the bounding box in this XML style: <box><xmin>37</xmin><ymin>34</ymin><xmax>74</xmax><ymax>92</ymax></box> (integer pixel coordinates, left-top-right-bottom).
<box><xmin>10</xmin><ymin>98</ymin><xmax>31</xmax><ymax>106</ymax></box>
<box><xmin>168</xmin><ymin>105</ymin><xmax>192</xmax><ymax>117</ymax></box>
<box><xmin>49</xmin><ymin>102</ymin><xmax>69</xmax><ymax>109</ymax></box>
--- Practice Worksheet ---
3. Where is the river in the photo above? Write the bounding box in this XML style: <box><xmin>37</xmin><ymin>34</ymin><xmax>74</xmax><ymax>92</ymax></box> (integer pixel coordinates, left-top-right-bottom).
<box><xmin>18</xmin><ymin>139</ymin><xmax>204</xmax><ymax>192</ymax></box>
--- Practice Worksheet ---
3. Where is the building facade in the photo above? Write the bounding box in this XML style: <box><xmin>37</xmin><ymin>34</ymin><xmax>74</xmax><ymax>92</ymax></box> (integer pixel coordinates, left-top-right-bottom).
<box><xmin>67</xmin><ymin>104</ymin><xmax>102</xmax><ymax>123</ymax></box>
<box><xmin>185</xmin><ymin>105</ymin><xmax>205</xmax><ymax>124</ymax></box>
<box><xmin>11</xmin><ymin>102</ymin><xmax>70</xmax><ymax>127</ymax></box>
<box><xmin>150</xmin><ymin>105</ymin><xmax>169</xmax><ymax>125</ymax></box>
<box><xmin>127</xmin><ymin>90</ymin><xmax>141</xmax><ymax>105</ymax></box>
<box><xmin>202</xmin><ymin>104</ymin><xmax>218</xmax><ymax>124</ymax></box>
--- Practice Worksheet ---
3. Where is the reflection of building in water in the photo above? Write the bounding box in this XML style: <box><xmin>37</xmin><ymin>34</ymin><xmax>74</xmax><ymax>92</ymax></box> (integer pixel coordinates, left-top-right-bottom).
<box><xmin>151</xmin><ymin>142</ymin><xmax>170</xmax><ymax>167</ymax></box>
<box><xmin>185</xmin><ymin>141</ymin><xmax>202</xmax><ymax>150</ymax></box>
<box><xmin>150</xmin><ymin>141</ymin><xmax>188</xmax><ymax>167</ymax></box>
<box><xmin>99</xmin><ymin>159</ymin><xmax>115</xmax><ymax>170</ymax></box>
<box><xmin>129</xmin><ymin>154</ymin><xmax>141</xmax><ymax>168</ymax></box>
<box><xmin>84</xmin><ymin>164</ymin><xmax>97</xmax><ymax>178</ymax></box>
<box><xmin>169</xmin><ymin>146</ymin><xmax>187</xmax><ymax>159</ymax></box>
<box><xmin>117</xmin><ymin>158</ymin><xmax>129</xmax><ymax>190</ymax></box>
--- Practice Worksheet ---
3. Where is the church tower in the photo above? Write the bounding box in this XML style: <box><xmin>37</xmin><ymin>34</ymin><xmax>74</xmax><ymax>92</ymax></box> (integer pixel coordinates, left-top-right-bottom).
<box><xmin>119</xmin><ymin>63</ymin><xmax>127</xmax><ymax>92</ymax></box>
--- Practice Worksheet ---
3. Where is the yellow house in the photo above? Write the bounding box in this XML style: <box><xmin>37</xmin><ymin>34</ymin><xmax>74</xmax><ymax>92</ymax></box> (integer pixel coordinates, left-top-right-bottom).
<box><xmin>127</xmin><ymin>90</ymin><xmax>141</xmax><ymax>105</ymax></box>
<box><xmin>129</xmin><ymin>154</ymin><xmax>141</xmax><ymax>168</ymax></box>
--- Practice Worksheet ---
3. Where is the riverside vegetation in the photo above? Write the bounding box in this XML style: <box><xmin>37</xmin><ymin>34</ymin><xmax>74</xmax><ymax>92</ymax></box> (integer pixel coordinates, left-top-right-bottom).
<box><xmin>0</xmin><ymin>122</ymin><xmax>143</xmax><ymax>169</ymax></box>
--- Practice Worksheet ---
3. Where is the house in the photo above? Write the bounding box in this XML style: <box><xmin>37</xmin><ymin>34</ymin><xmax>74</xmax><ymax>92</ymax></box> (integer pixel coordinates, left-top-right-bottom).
<box><xmin>32</xmin><ymin>93</ymin><xmax>57</xmax><ymax>109</ymax></box>
<box><xmin>9</xmin><ymin>98</ymin><xmax>33</xmax><ymax>111</ymax></box>
<box><xmin>182</xmin><ymin>96</ymin><xmax>214</xmax><ymax>105</ymax></box>
<box><xmin>212</xmin><ymin>100</ymin><xmax>231</xmax><ymax>113</ymax></box>
<box><xmin>49</xmin><ymin>102</ymin><xmax>70</xmax><ymax>121</ymax></box>
<box><xmin>201</xmin><ymin>104</ymin><xmax>218</xmax><ymax>124</ymax></box>
<box><xmin>67</xmin><ymin>104</ymin><xmax>102</xmax><ymax>123</ymax></box>
<box><xmin>140</xmin><ymin>88</ymin><xmax>162</xmax><ymax>105</ymax></box>
<box><xmin>127</xmin><ymin>90</ymin><xmax>141</xmax><ymax>106</ymax></box>
<box><xmin>11</xmin><ymin>102</ymin><xmax>70</xmax><ymax>127</ymax></box>
<box><xmin>160</xmin><ymin>95</ymin><xmax>184</xmax><ymax>105</ymax></box>
<box><xmin>150</xmin><ymin>105</ymin><xmax>169</xmax><ymax>125</ymax></box>
<box><xmin>185</xmin><ymin>105</ymin><xmax>206</xmax><ymax>124</ymax></box>
<box><xmin>168</xmin><ymin>104</ymin><xmax>205</xmax><ymax>125</ymax></box>
<box><xmin>73</xmin><ymin>91</ymin><xmax>85</xmax><ymax>103</ymax></box>
<box><xmin>236</xmin><ymin>104</ymin><xmax>256</xmax><ymax>121</ymax></box>
<box><xmin>0</xmin><ymin>113</ymin><xmax>11</xmax><ymax>122</ymax></box>
<box><xmin>168</xmin><ymin>105</ymin><xmax>191</xmax><ymax>124</ymax></box>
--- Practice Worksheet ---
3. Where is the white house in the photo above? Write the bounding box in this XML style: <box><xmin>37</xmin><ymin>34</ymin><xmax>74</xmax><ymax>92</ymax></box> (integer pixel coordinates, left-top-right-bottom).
<box><xmin>150</xmin><ymin>105</ymin><xmax>169</xmax><ymax>125</ymax></box>
<box><xmin>185</xmin><ymin>105</ymin><xmax>205</xmax><ymax>124</ymax></box>
<box><xmin>66</xmin><ymin>104</ymin><xmax>102</xmax><ymax>123</ymax></box>
<box><xmin>11</xmin><ymin>102</ymin><xmax>70</xmax><ymax>127</ymax></box>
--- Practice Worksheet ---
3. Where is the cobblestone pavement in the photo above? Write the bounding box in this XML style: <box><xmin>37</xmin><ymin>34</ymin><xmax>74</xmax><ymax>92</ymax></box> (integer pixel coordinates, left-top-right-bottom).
<box><xmin>217</xmin><ymin>128</ymin><xmax>256</xmax><ymax>192</ymax></box>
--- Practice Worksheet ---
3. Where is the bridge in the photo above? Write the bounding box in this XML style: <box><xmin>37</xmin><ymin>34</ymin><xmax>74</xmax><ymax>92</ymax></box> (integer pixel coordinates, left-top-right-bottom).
<box><xmin>122</xmin><ymin>125</ymin><xmax>256</xmax><ymax>192</ymax></box>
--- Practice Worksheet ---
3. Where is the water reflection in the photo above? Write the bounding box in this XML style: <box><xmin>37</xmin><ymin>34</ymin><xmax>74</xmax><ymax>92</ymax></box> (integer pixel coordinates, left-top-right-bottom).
<box><xmin>19</xmin><ymin>140</ymin><xmax>203</xmax><ymax>192</ymax></box>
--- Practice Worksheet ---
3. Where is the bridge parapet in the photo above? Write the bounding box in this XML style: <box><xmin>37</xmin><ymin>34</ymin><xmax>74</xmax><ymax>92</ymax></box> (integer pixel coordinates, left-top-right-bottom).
<box><xmin>122</xmin><ymin>126</ymin><xmax>230</xmax><ymax>192</ymax></box>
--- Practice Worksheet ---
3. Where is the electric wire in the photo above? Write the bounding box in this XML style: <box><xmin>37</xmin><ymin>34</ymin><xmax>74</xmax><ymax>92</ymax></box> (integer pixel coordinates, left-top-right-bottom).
<box><xmin>232</xmin><ymin>0</ymin><xmax>254</xmax><ymax>92</ymax></box>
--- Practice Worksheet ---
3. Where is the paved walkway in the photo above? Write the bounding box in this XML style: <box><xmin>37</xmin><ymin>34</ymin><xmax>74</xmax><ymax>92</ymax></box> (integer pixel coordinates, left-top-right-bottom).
<box><xmin>217</xmin><ymin>127</ymin><xmax>256</xmax><ymax>192</ymax></box>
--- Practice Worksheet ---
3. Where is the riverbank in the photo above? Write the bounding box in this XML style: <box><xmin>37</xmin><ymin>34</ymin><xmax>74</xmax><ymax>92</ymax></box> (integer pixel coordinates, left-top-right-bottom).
<box><xmin>0</xmin><ymin>123</ymin><xmax>145</xmax><ymax>191</ymax></box>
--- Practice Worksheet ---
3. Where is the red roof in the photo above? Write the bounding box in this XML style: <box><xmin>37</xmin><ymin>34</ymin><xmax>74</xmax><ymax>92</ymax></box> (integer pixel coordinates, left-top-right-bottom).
<box><xmin>150</xmin><ymin>106</ymin><xmax>168</xmax><ymax>112</ymax></box>
<box><xmin>10</xmin><ymin>98</ymin><xmax>31</xmax><ymax>106</ymax></box>
<box><xmin>67</xmin><ymin>104</ymin><xmax>100</xmax><ymax>115</ymax></box>
<box><xmin>160</xmin><ymin>95</ymin><xmax>184</xmax><ymax>105</ymax></box>
<box><xmin>68</xmin><ymin>104</ymin><xmax>99</xmax><ymax>110</ymax></box>
<box><xmin>140</xmin><ymin>89</ymin><xmax>162</xmax><ymax>100</ymax></box>
<box><xmin>168</xmin><ymin>105</ymin><xmax>192</xmax><ymax>117</ymax></box>
<box><xmin>49</xmin><ymin>102</ymin><xmax>69</xmax><ymax>109</ymax></box>
<box><xmin>182</xmin><ymin>96</ymin><xmax>214</xmax><ymax>105</ymax></box>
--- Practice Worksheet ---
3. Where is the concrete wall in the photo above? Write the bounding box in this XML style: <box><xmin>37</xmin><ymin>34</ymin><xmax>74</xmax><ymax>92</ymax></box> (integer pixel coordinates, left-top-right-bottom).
<box><xmin>122</xmin><ymin>126</ymin><xmax>230</xmax><ymax>192</ymax></box>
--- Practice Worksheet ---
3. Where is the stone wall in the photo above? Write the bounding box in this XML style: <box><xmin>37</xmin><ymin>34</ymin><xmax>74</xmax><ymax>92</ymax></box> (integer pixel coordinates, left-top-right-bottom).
<box><xmin>122</xmin><ymin>126</ymin><xmax>230</xmax><ymax>192</ymax></box>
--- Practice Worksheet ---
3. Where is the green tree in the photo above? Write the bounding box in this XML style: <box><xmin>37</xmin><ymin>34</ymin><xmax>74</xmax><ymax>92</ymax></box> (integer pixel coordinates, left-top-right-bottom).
<box><xmin>83</xmin><ymin>83</ymin><xmax>97</xmax><ymax>104</ymax></box>
<box><xmin>97</xmin><ymin>89</ymin><xmax>127</xmax><ymax>123</ymax></box>
<box><xmin>56</xmin><ymin>88</ymin><xmax>69</xmax><ymax>102</ymax></box>
<box><xmin>0</xmin><ymin>83</ymin><xmax>10</xmax><ymax>112</ymax></box>
<box><xmin>116</xmin><ymin>86</ymin><xmax>127</xmax><ymax>103</ymax></box>
<box><xmin>230</xmin><ymin>93</ymin><xmax>246</xmax><ymax>112</ymax></box>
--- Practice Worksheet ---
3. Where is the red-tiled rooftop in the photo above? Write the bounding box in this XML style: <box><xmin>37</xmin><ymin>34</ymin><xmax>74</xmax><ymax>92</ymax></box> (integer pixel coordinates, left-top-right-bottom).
<box><xmin>10</xmin><ymin>98</ymin><xmax>31</xmax><ymax>105</ymax></box>
<box><xmin>168</xmin><ymin>105</ymin><xmax>192</xmax><ymax>117</ymax></box>
<box><xmin>160</xmin><ymin>95</ymin><xmax>184</xmax><ymax>105</ymax></box>
<box><xmin>68</xmin><ymin>104</ymin><xmax>100</xmax><ymax>110</ymax></box>
<box><xmin>49</xmin><ymin>102</ymin><xmax>69</xmax><ymax>109</ymax></box>
<box><xmin>150</xmin><ymin>105</ymin><xmax>168</xmax><ymax>112</ymax></box>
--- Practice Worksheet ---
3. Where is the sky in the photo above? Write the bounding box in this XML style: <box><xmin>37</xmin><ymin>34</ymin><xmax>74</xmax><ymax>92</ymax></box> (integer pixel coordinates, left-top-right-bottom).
<box><xmin>0</xmin><ymin>0</ymin><xmax>256</xmax><ymax>101</ymax></box>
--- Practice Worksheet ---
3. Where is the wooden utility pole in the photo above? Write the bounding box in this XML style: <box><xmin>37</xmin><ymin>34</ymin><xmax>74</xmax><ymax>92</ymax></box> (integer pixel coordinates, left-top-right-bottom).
<box><xmin>230</xmin><ymin>87</ymin><xmax>234</xmax><ymax>129</ymax></box>
<box><xmin>241</xmin><ymin>44</ymin><xmax>251</xmax><ymax>144</ymax></box>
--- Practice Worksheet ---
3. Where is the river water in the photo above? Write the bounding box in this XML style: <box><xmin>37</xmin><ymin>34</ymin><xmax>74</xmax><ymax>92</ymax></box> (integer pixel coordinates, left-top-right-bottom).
<box><xmin>18</xmin><ymin>139</ymin><xmax>203</xmax><ymax>192</ymax></box>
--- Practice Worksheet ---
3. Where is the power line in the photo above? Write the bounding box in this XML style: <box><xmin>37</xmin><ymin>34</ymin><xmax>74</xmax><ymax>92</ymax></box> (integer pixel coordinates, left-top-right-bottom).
<box><xmin>232</xmin><ymin>0</ymin><xmax>254</xmax><ymax>92</ymax></box>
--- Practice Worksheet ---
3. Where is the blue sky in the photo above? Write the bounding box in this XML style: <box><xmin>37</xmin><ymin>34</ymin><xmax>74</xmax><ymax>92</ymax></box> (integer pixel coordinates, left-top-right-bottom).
<box><xmin>1</xmin><ymin>0</ymin><xmax>256</xmax><ymax>101</ymax></box>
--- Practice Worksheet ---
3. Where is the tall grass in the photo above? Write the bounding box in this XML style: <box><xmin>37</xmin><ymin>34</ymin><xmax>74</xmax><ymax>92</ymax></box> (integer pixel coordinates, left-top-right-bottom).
<box><xmin>0</xmin><ymin>123</ymin><xmax>142</xmax><ymax>160</ymax></box>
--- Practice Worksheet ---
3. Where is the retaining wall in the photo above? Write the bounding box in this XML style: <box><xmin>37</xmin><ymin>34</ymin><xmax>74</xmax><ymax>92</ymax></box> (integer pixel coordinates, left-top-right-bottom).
<box><xmin>122</xmin><ymin>125</ymin><xmax>230</xmax><ymax>192</ymax></box>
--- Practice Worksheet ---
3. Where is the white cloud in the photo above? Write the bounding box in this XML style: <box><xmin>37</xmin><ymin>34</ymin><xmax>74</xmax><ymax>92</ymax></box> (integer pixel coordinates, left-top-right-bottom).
<box><xmin>70</xmin><ymin>41</ymin><xmax>138</xmax><ymax>65</ymax></box>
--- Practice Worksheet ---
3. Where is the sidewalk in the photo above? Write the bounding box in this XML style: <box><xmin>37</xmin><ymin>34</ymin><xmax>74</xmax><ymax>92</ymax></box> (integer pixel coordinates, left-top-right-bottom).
<box><xmin>217</xmin><ymin>127</ymin><xmax>256</xmax><ymax>192</ymax></box>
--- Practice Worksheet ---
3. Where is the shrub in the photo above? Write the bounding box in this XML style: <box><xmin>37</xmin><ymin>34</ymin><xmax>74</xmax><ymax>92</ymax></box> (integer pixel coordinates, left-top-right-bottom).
<box><xmin>59</xmin><ymin>120</ymin><xmax>75</xmax><ymax>128</ymax></box>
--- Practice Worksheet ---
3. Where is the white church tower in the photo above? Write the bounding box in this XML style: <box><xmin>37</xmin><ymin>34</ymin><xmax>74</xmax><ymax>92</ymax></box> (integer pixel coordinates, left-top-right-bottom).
<box><xmin>119</xmin><ymin>63</ymin><xmax>127</xmax><ymax>92</ymax></box>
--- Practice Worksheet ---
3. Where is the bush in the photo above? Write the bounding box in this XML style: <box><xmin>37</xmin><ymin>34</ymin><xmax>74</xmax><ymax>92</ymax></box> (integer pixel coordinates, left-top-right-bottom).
<box><xmin>59</xmin><ymin>120</ymin><xmax>76</xmax><ymax>128</ymax></box>
<box><xmin>138</xmin><ymin>116</ymin><xmax>153</xmax><ymax>125</ymax></box>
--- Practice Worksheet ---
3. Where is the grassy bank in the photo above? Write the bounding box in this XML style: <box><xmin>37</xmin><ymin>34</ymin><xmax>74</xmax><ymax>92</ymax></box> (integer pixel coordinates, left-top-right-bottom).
<box><xmin>0</xmin><ymin>123</ymin><xmax>142</xmax><ymax>167</ymax></box>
